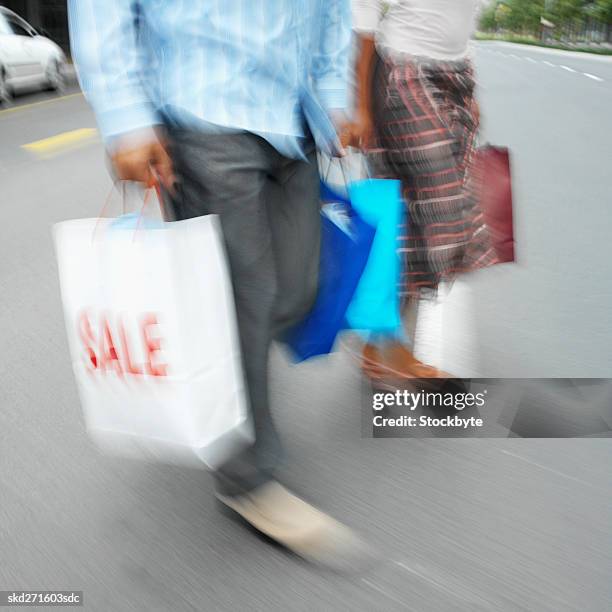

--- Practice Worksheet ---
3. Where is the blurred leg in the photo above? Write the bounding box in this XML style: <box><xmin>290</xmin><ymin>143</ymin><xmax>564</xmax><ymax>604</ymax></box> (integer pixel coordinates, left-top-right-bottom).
<box><xmin>266</xmin><ymin>147</ymin><xmax>321</xmax><ymax>336</ymax></box>
<box><xmin>362</xmin><ymin>58</ymin><xmax>464</xmax><ymax>379</ymax></box>
<box><xmin>165</xmin><ymin>133</ymin><xmax>368</xmax><ymax>568</ymax></box>
<box><xmin>166</xmin><ymin>129</ymin><xmax>281</xmax><ymax>495</ymax></box>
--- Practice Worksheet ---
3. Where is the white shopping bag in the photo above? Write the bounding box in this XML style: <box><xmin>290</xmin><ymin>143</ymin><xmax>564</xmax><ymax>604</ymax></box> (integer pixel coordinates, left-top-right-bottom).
<box><xmin>53</xmin><ymin>204</ymin><xmax>252</xmax><ymax>469</ymax></box>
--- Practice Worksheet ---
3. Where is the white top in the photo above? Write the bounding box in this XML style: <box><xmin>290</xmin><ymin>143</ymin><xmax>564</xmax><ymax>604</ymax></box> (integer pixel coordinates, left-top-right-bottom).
<box><xmin>352</xmin><ymin>0</ymin><xmax>485</xmax><ymax>61</ymax></box>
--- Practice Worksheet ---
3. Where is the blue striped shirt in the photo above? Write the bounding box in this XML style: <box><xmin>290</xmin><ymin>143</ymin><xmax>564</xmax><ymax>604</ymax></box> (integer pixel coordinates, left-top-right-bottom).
<box><xmin>68</xmin><ymin>0</ymin><xmax>352</xmax><ymax>157</ymax></box>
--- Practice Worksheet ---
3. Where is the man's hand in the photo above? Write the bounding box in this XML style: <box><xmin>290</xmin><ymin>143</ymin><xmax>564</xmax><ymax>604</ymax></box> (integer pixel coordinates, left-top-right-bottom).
<box><xmin>111</xmin><ymin>133</ymin><xmax>174</xmax><ymax>188</ymax></box>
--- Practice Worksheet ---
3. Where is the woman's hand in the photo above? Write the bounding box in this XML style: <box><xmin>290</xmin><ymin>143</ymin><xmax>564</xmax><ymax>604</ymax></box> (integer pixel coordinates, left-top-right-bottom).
<box><xmin>339</xmin><ymin>109</ymin><xmax>375</xmax><ymax>151</ymax></box>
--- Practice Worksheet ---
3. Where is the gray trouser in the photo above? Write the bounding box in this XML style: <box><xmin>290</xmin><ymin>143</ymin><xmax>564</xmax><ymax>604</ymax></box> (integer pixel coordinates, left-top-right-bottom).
<box><xmin>165</xmin><ymin>128</ymin><xmax>320</xmax><ymax>496</ymax></box>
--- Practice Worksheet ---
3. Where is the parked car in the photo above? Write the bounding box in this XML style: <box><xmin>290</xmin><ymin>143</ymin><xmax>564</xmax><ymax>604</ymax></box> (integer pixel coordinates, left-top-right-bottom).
<box><xmin>0</xmin><ymin>6</ymin><xmax>66</xmax><ymax>105</ymax></box>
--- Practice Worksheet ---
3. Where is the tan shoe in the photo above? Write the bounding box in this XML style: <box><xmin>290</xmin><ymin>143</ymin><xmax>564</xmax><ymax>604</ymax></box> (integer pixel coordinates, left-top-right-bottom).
<box><xmin>361</xmin><ymin>341</ymin><xmax>455</xmax><ymax>388</ymax></box>
<box><xmin>216</xmin><ymin>481</ymin><xmax>369</xmax><ymax>571</ymax></box>
<box><xmin>361</xmin><ymin>342</ymin><xmax>387</xmax><ymax>379</ymax></box>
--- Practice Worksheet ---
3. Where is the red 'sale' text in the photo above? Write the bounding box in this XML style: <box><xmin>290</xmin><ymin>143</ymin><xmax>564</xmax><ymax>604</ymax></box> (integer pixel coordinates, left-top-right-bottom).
<box><xmin>77</xmin><ymin>309</ymin><xmax>168</xmax><ymax>377</ymax></box>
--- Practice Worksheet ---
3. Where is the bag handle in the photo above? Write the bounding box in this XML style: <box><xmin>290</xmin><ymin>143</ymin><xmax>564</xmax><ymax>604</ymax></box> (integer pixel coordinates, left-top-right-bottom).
<box><xmin>92</xmin><ymin>168</ymin><xmax>166</xmax><ymax>243</ymax></box>
<box><xmin>320</xmin><ymin>149</ymin><xmax>372</xmax><ymax>188</ymax></box>
<box><xmin>321</xmin><ymin>155</ymin><xmax>350</xmax><ymax>187</ymax></box>
<box><xmin>132</xmin><ymin>178</ymin><xmax>166</xmax><ymax>241</ymax></box>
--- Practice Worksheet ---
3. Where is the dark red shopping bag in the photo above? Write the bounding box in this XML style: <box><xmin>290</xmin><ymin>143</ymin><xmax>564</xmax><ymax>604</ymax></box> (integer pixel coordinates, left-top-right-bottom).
<box><xmin>474</xmin><ymin>145</ymin><xmax>515</xmax><ymax>263</ymax></box>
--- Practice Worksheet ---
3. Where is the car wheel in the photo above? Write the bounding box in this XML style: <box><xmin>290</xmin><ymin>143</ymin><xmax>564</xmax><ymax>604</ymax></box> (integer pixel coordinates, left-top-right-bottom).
<box><xmin>0</xmin><ymin>68</ymin><xmax>12</xmax><ymax>106</ymax></box>
<box><xmin>46</xmin><ymin>60</ymin><xmax>65</xmax><ymax>93</ymax></box>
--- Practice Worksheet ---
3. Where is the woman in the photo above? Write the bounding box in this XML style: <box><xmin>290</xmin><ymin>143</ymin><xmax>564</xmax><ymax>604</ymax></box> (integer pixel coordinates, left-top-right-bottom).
<box><xmin>343</xmin><ymin>0</ymin><xmax>497</xmax><ymax>381</ymax></box>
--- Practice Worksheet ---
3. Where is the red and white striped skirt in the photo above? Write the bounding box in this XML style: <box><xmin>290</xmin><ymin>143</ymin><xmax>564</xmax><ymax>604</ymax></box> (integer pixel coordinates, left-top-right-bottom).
<box><xmin>369</xmin><ymin>53</ymin><xmax>499</xmax><ymax>296</ymax></box>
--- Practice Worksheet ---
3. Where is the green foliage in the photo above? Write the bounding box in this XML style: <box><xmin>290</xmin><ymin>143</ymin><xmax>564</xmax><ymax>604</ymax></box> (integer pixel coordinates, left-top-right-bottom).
<box><xmin>479</xmin><ymin>0</ymin><xmax>612</xmax><ymax>35</ymax></box>
<box><xmin>551</xmin><ymin>0</ymin><xmax>587</xmax><ymax>23</ymax></box>
<box><xmin>594</xmin><ymin>0</ymin><xmax>612</xmax><ymax>22</ymax></box>
<box><xmin>480</xmin><ymin>3</ymin><xmax>498</xmax><ymax>31</ymax></box>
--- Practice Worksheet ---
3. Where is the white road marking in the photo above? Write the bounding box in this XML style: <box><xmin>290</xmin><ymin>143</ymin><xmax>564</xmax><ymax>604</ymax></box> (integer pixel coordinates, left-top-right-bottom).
<box><xmin>395</xmin><ymin>562</ymin><xmax>476</xmax><ymax>603</ymax></box>
<box><xmin>524</xmin><ymin>57</ymin><xmax>537</xmax><ymax>63</ymax></box>
<box><xmin>509</xmin><ymin>54</ymin><xmax>520</xmax><ymax>59</ymax></box>
<box><xmin>535</xmin><ymin>58</ymin><xmax>605</xmax><ymax>82</ymax></box>
<box><xmin>499</xmin><ymin>450</ymin><xmax>603</xmax><ymax>491</ymax></box>
<box><xmin>361</xmin><ymin>579</ymin><xmax>409</xmax><ymax>608</ymax></box>
<box><xmin>583</xmin><ymin>72</ymin><xmax>604</xmax><ymax>82</ymax></box>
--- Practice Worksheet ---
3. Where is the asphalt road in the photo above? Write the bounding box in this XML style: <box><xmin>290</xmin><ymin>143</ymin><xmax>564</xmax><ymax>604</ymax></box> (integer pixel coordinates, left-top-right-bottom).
<box><xmin>1</xmin><ymin>43</ymin><xmax>611</xmax><ymax>611</ymax></box>
<box><xmin>415</xmin><ymin>41</ymin><xmax>612</xmax><ymax>378</ymax></box>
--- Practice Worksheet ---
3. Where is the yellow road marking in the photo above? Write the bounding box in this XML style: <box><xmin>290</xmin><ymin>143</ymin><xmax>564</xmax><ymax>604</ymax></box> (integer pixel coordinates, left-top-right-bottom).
<box><xmin>0</xmin><ymin>92</ymin><xmax>83</xmax><ymax>117</ymax></box>
<box><xmin>21</xmin><ymin>127</ymin><xmax>99</xmax><ymax>158</ymax></box>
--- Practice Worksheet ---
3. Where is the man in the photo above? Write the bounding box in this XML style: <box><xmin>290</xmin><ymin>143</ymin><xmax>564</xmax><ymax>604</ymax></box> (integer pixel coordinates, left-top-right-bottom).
<box><xmin>68</xmin><ymin>0</ymin><xmax>363</xmax><ymax>568</ymax></box>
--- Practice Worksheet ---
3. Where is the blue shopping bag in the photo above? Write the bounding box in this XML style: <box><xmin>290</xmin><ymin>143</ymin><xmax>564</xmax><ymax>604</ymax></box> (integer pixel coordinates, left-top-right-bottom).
<box><xmin>345</xmin><ymin>178</ymin><xmax>404</xmax><ymax>334</ymax></box>
<box><xmin>284</xmin><ymin>181</ymin><xmax>376</xmax><ymax>362</ymax></box>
